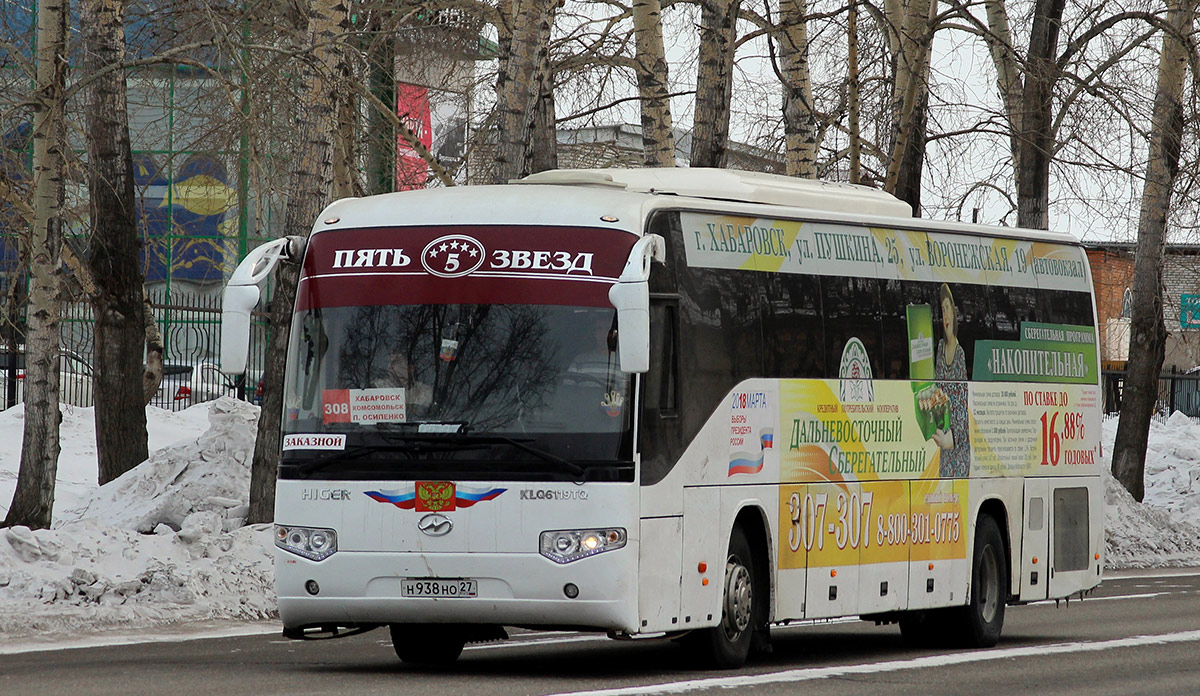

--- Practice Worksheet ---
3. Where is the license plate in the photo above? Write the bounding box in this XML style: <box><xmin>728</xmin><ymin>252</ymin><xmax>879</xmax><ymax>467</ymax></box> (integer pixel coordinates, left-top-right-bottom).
<box><xmin>401</xmin><ymin>578</ymin><xmax>478</xmax><ymax>598</ymax></box>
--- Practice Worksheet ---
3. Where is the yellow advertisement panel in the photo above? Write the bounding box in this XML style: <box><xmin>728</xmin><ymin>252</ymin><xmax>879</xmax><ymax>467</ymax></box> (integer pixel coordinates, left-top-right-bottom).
<box><xmin>909</xmin><ymin>479</ymin><xmax>969</xmax><ymax>562</ymax></box>
<box><xmin>778</xmin><ymin>480</ymin><xmax>912</xmax><ymax>569</ymax></box>
<box><xmin>780</xmin><ymin>378</ymin><xmax>1102</xmax><ymax>482</ymax></box>
<box><xmin>862</xmin><ymin>480</ymin><xmax>910</xmax><ymax>565</ymax></box>
<box><xmin>679</xmin><ymin>212</ymin><xmax>1093</xmax><ymax>293</ymax></box>
<box><xmin>781</xmin><ymin>380</ymin><xmax>940</xmax><ymax>484</ymax></box>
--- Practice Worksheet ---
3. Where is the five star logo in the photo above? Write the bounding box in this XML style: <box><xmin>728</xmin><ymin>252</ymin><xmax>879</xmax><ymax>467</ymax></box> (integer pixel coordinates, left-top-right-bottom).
<box><xmin>421</xmin><ymin>234</ymin><xmax>486</xmax><ymax>278</ymax></box>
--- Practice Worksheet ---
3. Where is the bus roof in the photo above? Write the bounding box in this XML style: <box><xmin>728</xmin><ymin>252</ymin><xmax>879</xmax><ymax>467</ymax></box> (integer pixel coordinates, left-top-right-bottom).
<box><xmin>313</xmin><ymin>169</ymin><xmax>1081</xmax><ymax>248</ymax></box>
<box><xmin>517</xmin><ymin>168</ymin><xmax>914</xmax><ymax>219</ymax></box>
<box><xmin>515</xmin><ymin>168</ymin><xmax>1082</xmax><ymax>247</ymax></box>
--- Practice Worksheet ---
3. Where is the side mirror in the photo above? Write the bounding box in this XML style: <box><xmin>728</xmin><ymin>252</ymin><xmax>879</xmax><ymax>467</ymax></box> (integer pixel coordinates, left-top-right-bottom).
<box><xmin>220</xmin><ymin>285</ymin><xmax>260</xmax><ymax>375</ymax></box>
<box><xmin>608</xmin><ymin>234</ymin><xmax>665</xmax><ymax>374</ymax></box>
<box><xmin>220</xmin><ymin>236</ymin><xmax>305</xmax><ymax>376</ymax></box>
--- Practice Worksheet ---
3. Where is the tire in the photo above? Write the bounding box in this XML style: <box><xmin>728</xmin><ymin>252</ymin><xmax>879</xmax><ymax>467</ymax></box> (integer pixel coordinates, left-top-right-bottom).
<box><xmin>948</xmin><ymin>514</ymin><xmax>1007</xmax><ymax>647</ymax></box>
<box><xmin>389</xmin><ymin>624</ymin><xmax>465</xmax><ymax>666</ymax></box>
<box><xmin>688</xmin><ymin>526</ymin><xmax>757</xmax><ymax>669</ymax></box>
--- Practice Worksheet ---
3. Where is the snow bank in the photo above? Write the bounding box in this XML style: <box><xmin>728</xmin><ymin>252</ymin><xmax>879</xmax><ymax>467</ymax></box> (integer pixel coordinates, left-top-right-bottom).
<box><xmin>1103</xmin><ymin>412</ymin><xmax>1200</xmax><ymax>569</ymax></box>
<box><xmin>63</xmin><ymin>397</ymin><xmax>257</xmax><ymax>532</ymax></box>
<box><xmin>0</xmin><ymin>398</ymin><xmax>274</xmax><ymax>639</ymax></box>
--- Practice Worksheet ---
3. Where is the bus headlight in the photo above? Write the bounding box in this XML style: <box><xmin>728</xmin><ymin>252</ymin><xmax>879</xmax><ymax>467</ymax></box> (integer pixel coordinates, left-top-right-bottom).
<box><xmin>275</xmin><ymin>524</ymin><xmax>338</xmax><ymax>561</ymax></box>
<box><xmin>539</xmin><ymin>528</ymin><xmax>626</xmax><ymax>564</ymax></box>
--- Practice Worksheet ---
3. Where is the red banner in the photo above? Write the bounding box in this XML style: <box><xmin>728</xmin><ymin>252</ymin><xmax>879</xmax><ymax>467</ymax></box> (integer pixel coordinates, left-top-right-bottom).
<box><xmin>396</xmin><ymin>83</ymin><xmax>432</xmax><ymax>190</ymax></box>
<box><xmin>296</xmin><ymin>225</ymin><xmax>638</xmax><ymax>310</ymax></box>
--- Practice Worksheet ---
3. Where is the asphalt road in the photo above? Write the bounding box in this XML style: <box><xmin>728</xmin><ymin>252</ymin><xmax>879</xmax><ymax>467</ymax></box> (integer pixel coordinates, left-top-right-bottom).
<box><xmin>3</xmin><ymin>568</ymin><xmax>1200</xmax><ymax>696</ymax></box>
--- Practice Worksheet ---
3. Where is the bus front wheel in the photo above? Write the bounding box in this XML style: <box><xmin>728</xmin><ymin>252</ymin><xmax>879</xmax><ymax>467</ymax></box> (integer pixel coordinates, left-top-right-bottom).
<box><xmin>389</xmin><ymin>624</ymin><xmax>465</xmax><ymax>666</ymax></box>
<box><xmin>688</xmin><ymin>526</ymin><xmax>756</xmax><ymax>669</ymax></box>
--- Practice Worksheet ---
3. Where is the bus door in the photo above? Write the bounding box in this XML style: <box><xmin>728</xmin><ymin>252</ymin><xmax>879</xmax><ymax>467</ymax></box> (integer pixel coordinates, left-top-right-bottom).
<box><xmin>1021</xmin><ymin>479</ymin><xmax>1049</xmax><ymax>601</ymax></box>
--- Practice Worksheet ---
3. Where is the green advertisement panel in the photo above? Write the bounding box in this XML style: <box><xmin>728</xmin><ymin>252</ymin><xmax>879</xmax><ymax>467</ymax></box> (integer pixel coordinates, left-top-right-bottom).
<box><xmin>972</xmin><ymin>323</ymin><xmax>1098</xmax><ymax>385</ymax></box>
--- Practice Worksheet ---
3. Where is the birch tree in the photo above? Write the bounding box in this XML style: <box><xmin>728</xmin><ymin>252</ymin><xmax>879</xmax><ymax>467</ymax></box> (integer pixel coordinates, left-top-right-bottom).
<box><xmin>81</xmin><ymin>0</ymin><xmax>151</xmax><ymax>485</ymax></box>
<box><xmin>691</xmin><ymin>0</ymin><xmax>739</xmax><ymax>167</ymax></box>
<box><xmin>847</xmin><ymin>0</ymin><xmax>862</xmax><ymax>183</ymax></box>
<box><xmin>492</xmin><ymin>0</ymin><xmax>557</xmax><ymax>182</ymax></box>
<box><xmin>5</xmin><ymin>0</ymin><xmax>69</xmax><ymax>529</ymax></box>
<box><xmin>777</xmin><ymin>0</ymin><xmax>817</xmax><ymax>177</ymax></box>
<box><xmin>633</xmin><ymin>0</ymin><xmax>676</xmax><ymax>166</ymax></box>
<box><xmin>1112</xmin><ymin>0</ymin><xmax>1196</xmax><ymax>501</ymax></box>
<box><xmin>529</xmin><ymin>66</ymin><xmax>559</xmax><ymax>173</ymax></box>
<box><xmin>954</xmin><ymin>0</ymin><xmax>1160</xmax><ymax>229</ymax></box>
<box><xmin>1013</xmin><ymin>0</ymin><xmax>1065</xmax><ymax>230</ymax></box>
<box><xmin>882</xmin><ymin>0</ymin><xmax>935</xmax><ymax>214</ymax></box>
<box><xmin>247</xmin><ymin>0</ymin><xmax>345</xmax><ymax>524</ymax></box>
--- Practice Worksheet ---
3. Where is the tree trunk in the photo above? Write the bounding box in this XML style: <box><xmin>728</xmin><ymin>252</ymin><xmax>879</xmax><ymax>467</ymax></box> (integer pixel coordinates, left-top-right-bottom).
<box><xmin>779</xmin><ymin>0</ymin><xmax>816</xmax><ymax>177</ymax></box>
<box><xmin>883</xmin><ymin>0</ymin><xmax>934</xmax><ymax>214</ymax></box>
<box><xmin>247</xmin><ymin>0</ymin><xmax>343</xmax><ymax>525</ymax></box>
<box><xmin>492</xmin><ymin>0</ymin><xmax>555</xmax><ymax>183</ymax></box>
<box><xmin>142</xmin><ymin>293</ymin><xmax>164</xmax><ymax>404</ymax></box>
<box><xmin>691</xmin><ymin>0</ymin><xmax>739</xmax><ymax>168</ymax></box>
<box><xmin>5</xmin><ymin>0</ymin><xmax>69</xmax><ymax>530</ymax></box>
<box><xmin>82</xmin><ymin>0</ymin><xmax>150</xmax><ymax>485</ymax></box>
<box><xmin>529</xmin><ymin>72</ymin><xmax>558</xmax><ymax>173</ymax></box>
<box><xmin>365</xmin><ymin>28</ymin><xmax>396</xmax><ymax>195</ymax></box>
<box><xmin>632</xmin><ymin>0</ymin><xmax>675</xmax><ymax>167</ymax></box>
<box><xmin>981</xmin><ymin>0</ymin><xmax>1024</xmax><ymax>181</ymax></box>
<box><xmin>847</xmin><ymin>1</ymin><xmax>861</xmax><ymax>184</ymax></box>
<box><xmin>1111</xmin><ymin>0</ymin><xmax>1195</xmax><ymax>501</ymax></box>
<box><xmin>1015</xmin><ymin>0</ymin><xmax>1066</xmax><ymax>230</ymax></box>
<box><xmin>332</xmin><ymin>84</ymin><xmax>360</xmax><ymax>199</ymax></box>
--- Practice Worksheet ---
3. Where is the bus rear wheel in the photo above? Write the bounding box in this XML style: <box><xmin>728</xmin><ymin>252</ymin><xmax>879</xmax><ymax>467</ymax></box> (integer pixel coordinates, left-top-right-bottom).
<box><xmin>389</xmin><ymin>624</ymin><xmax>465</xmax><ymax>666</ymax></box>
<box><xmin>949</xmin><ymin>514</ymin><xmax>1006</xmax><ymax>647</ymax></box>
<box><xmin>688</xmin><ymin>526</ymin><xmax>757</xmax><ymax>669</ymax></box>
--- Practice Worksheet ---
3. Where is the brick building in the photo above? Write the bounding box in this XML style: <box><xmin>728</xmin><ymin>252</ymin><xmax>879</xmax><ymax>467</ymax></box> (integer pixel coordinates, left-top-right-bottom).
<box><xmin>1086</xmin><ymin>242</ymin><xmax>1200</xmax><ymax>371</ymax></box>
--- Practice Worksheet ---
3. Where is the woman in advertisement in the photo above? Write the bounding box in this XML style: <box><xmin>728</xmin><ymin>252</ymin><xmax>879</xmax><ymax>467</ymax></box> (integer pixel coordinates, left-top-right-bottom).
<box><xmin>933</xmin><ymin>283</ymin><xmax>971</xmax><ymax>477</ymax></box>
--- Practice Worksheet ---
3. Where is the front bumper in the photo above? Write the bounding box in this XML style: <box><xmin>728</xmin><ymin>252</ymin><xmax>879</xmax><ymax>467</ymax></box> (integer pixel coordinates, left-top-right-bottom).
<box><xmin>277</xmin><ymin>548</ymin><xmax>639</xmax><ymax>632</ymax></box>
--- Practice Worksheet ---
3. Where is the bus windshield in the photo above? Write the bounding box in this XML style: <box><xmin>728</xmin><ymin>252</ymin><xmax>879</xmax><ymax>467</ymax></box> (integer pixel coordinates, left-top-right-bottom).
<box><xmin>280</xmin><ymin>303</ymin><xmax>634</xmax><ymax>482</ymax></box>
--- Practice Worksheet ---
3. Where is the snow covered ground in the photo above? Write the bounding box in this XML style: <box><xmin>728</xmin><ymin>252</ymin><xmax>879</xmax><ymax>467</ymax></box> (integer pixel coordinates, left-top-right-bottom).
<box><xmin>0</xmin><ymin>397</ymin><xmax>1197</xmax><ymax>644</ymax></box>
<box><xmin>0</xmin><ymin>398</ymin><xmax>274</xmax><ymax>642</ymax></box>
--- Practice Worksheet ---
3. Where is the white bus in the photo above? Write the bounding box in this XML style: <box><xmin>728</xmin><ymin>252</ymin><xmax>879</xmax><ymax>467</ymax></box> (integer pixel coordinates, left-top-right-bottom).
<box><xmin>222</xmin><ymin>168</ymin><xmax>1103</xmax><ymax>668</ymax></box>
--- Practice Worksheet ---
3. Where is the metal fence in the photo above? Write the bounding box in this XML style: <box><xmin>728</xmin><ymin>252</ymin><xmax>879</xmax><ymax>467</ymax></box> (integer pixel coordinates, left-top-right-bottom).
<box><xmin>1</xmin><ymin>288</ymin><xmax>270</xmax><ymax>412</ymax></box>
<box><xmin>1102</xmin><ymin>368</ymin><xmax>1200</xmax><ymax>418</ymax></box>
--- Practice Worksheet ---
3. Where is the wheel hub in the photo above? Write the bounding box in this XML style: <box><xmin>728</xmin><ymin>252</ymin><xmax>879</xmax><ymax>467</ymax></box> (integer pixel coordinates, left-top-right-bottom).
<box><xmin>979</xmin><ymin>545</ymin><xmax>999</xmax><ymax>622</ymax></box>
<box><xmin>722</xmin><ymin>559</ymin><xmax>753</xmax><ymax>640</ymax></box>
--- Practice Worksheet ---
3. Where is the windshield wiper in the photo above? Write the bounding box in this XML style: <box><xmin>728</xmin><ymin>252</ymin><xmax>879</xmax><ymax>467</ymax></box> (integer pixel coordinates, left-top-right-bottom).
<box><xmin>443</xmin><ymin>434</ymin><xmax>588</xmax><ymax>481</ymax></box>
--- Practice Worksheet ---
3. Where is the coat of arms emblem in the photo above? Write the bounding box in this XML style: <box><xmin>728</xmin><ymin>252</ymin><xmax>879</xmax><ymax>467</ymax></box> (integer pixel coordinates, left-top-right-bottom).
<box><xmin>416</xmin><ymin>481</ymin><xmax>456</xmax><ymax>512</ymax></box>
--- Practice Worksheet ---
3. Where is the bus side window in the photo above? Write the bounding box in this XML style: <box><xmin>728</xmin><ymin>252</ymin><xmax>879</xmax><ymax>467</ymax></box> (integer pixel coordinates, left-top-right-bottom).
<box><xmin>990</xmin><ymin>284</ymin><xmax>1039</xmax><ymax>341</ymax></box>
<box><xmin>879</xmin><ymin>279</ymin><xmax>912</xmax><ymax>380</ymax></box>
<box><xmin>642</xmin><ymin>298</ymin><xmax>684</xmax><ymax>486</ymax></box>
<box><xmin>763</xmin><ymin>274</ymin><xmax>824</xmax><ymax>378</ymax></box>
<box><xmin>820</xmin><ymin>275</ymin><xmax>883</xmax><ymax>379</ymax></box>
<box><xmin>647</xmin><ymin>301</ymin><xmax>678</xmax><ymax>413</ymax></box>
<box><xmin>945</xmin><ymin>282</ymin><xmax>992</xmax><ymax>379</ymax></box>
<box><xmin>1039</xmin><ymin>289</ymin><xmax>1095</xmax><ymax>328</ymax></box>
